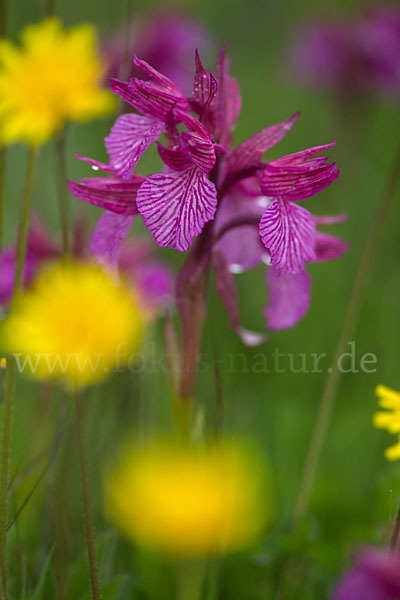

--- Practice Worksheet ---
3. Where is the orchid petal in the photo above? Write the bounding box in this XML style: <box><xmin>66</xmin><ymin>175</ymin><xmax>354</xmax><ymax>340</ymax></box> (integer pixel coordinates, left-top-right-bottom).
<box><xmin>265</xmin><ymin>267</ymin><xmax>311</xmax><ymax>330</ymax></box>
<box><xmin>157</xmin><ymin>143</ymin><xmax>190</xmax><ymax>171</ymax></box>
<box><xmin>89</xmin><ymin>211</ymin><xmax>134</xmax><ymax>269</ymax></box>
<box><xmin>259</xmin><ymin>198</ymin><xmax>316</xmax><ymax>274</ymax></box>
<box><xmin>213</xmin><ymin>250</ymin><xmax>267</xmax><ymax>345</ymax></box>
<box><xmin>68</xmin><ymin>176</ymin><xmax>143</xmax><ymax>215</ymax></box>
<box><xmin>75</xmin><ymin>153</ymin><xmax>113</xmax><ymax>173</ymax></box>
<box><xmin>105</xmin><ymin>114</ymin><xmax>163</xmax><ymax>181</ymax></box>
<box><xmin>314</xmin><ymin>231</ymin><xmax>349</xmax><ymax>261</ymax></box>
<box><xmin>261</xmin><ymin>143</ymin><xmax>340</xmax><ymax>200</ymax></box>
<box><xmin>137</xmin><ymin>166</ymin><xmax>217</xmax><ymax>251</ymax></box>
<box><xmin>228</xmin><ymin>112</ymin><xmax>300</xmax><ymax>173</ymax></box>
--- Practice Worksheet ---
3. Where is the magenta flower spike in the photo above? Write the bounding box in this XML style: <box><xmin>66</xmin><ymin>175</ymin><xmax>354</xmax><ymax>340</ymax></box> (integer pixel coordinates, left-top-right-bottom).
<box><xmin>69</xmin><ymin>46</ymin><xmax>347</xmax><ymax>353</ymax></box>
<box><xmin>291</xmin><ymin>5</ymin><xmax>400</xmax><ymax>100</ymax></box>
<box><xmin>331</xmin><ymin>548</ymin><xmax>400</xmax><ymax>600</ymax></box>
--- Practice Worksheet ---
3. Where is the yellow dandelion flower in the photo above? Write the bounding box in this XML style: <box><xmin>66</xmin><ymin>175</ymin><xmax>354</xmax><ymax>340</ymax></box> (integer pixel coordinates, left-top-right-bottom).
<box><xmin>373</xmin><ymin>385</ymin><xmax>400</xmax><ymax>461</ymax></box>
<box><xmin>0</xmin><ymin>18</ymin><xmax>114</xmax><ymax>145</ymax></box>
<box><xmin>1</xmin><ymin>260</ymin><xmax>143</xmax><ymax>386</ymax></box>
<box><xmin>105</xmin><ymin>438</ymin><xmax>270</xmax><ymax>557</ymax></box>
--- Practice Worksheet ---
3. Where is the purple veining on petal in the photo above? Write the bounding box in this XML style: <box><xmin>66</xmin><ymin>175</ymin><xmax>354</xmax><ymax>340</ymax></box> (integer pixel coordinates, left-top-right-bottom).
<box><xmin>259</xmin><ymin>198</ymin><xmax>316</xmax><ymax>274</ymax></box>
<box><xmin>136</xmin><ymin>165</ymin><xmax>217</xmax><ymax>251</ymax></box>
<box><xmin>228</xmin><ymin>112</ymin><xmax>300</xmax><ymax>174</ymax></box>
<box><xmin>105</xmin><ymin>114</ymin><xmax>164</xmax><ymax>181</ymax></box>
<box><xmin>314</xmin><ymin>231</ymin><xmax>350</xmax><ymax>262</ymax></box>
<box><xmin>133</xmin><ymin>54</ymin><xmax>188</xmax><ymax>98</ymax></box>
<box><xmin>192</xmin><ymin>49</ymin><xmax>218</xmax><ymax>116</ymax></box>
<box><xmin>213</xmin><ymin>249</ymin><xmax>266</xmax><ymax>345</ymax></box>
<box><xmin>90</xmin><ymin>211</ymin><xmax>135</xmax><ymax>269</ymax></box>
<box><xmin>157</xmin><ymin>143</ymin><xmax>190</xmax><ymax>171</ymax></box>
<box><xmin>68</xmin><ymin>176</ymin><xmax>143</xmax><ymax>215</ymax></box>
<box><xmin>261</xmin><ymin>143</ymin><xmax>340</xmax><ymax>201</ymax></box>
<box><xmin>265</xmin><ymin>267</ymin><xmax>311</xmax><ymax>330</ymax></box>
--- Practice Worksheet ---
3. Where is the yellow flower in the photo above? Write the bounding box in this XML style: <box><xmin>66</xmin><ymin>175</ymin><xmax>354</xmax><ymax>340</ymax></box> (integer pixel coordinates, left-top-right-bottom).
<box><xmin>1</xmin><ymin>261</ymin><xmax>143</xmax><ymax>386</ymax></box>
<box><xmin>105</xmin><ymin>438</ymin><xmax>269</xmax><ymax>557</ymax></box>
<box><xmin>373</xmin><ymin>385</ymin><xmax>400</xmax><ymax>461</ymax></box>
<box><xmin>0</xmin><ymin>18</ymin><xmax>113</xmax><ymax>145</ymax></box>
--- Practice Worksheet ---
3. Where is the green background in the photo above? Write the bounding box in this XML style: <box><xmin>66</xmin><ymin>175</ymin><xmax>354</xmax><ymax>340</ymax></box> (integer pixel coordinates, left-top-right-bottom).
<box><xmin>3</xmin><ymin>0</ymin><xmax>400</xmax><ymax>598</ymax></box>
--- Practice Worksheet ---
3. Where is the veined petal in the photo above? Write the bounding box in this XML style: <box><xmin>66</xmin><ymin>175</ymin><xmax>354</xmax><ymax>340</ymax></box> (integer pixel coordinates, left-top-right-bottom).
<box><xmin>192</xmin><ymin>50</ymin><xmax>218</xmax><ymax>113</ymax></box>
<box><xmin>259</xmin><ymin>198</ymin><xmax>316</xmax><ymax>274</ymax></box>
<box><xmin>90</xmin><ymin>211</ymin><xmax>134</xmax><ymax>269</ymax></box>
<box><xmin>228</xmin><ymin>112</ymin><xmax>300</xmax><ymax>173</ymax></box>
<box><xmin>261</xmin><ymin>142</ymin><xmax>339</xmax><ymax>201</ymax></box>
<box><xmin>265</xmin><ymin>267</ymin><xmax>311</xmax><ymax>330</ymax></box>
<box><xmin>105</xmin><ymin>114</ymin><xmax>164</xmax><ymax>181</ymax></box>
<box><xmin>213</xmin><ymin>250</ymin><xmax>266</xmax><ymax>346</ymax></box>
<box><xmin>136</xmin><ymin>166</ymin><xmax>217</xmax><ymax>251</ymax></box>
<box><xmin>68</xmin><ymin>175</ymin><xmax>143</xmax><ymax>215</ymax></box>
<box><xmin>75</xmin><ymin>153</ymin><xmax>113</xmax><ymax>173</ymax></box>
<box><xmin>133</xmin><ymin>55</ymin><xmax>186</xmax><ymax>98</ymax></box>
<box><xmin>181</xmin><ymin>131</ymin><xmax>216</xmax><ymax>173</ymax></box>
<box><xmin>314</xmin><ymin>231</ymin><xmax>349</xmax><ymax>261</ymax></box>
<box><xmin>157</xmin><ymin>142</ymin><xmax>190</xmax><ymax>171</ymax></box>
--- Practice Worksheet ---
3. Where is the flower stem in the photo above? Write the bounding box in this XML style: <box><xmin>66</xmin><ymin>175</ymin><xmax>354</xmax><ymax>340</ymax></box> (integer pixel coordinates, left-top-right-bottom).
<box><xmin>390</xmin><ymin>500</ymin><xmax>400</xmax><ymax>552</ymax></box>
<box><xmin>13</xmin><ymin>146</ymin><xmax>37</xmax><ymax>301</ymax></box>
<box><xmin>0</xmin><ymin>359</ymin><xmax>15</xmax><ymax>600</ymax></box>
<box><xmin>0</xmin><ymin>146</ymin><xmax>5</xmax><ymax>276</ymax></box>
<box><xmin>0</xmin><ymin>146</ymin><xmax>37</xmax><ymax>599</ymax></box>
<box><xmin>55</xmin><ymin>129</ymin><xmax>69</xmax><ymax>255</ymax></box>
<box><xmin>293</xmin><ymin>141</ymin><xmax>400</xmax><ymax>529</ymax></box>
<box><xmin>178</xmin><ymin>560</ymin><xmax>205</xmax><ymax>600</ymax></box>
<box><xmin>74</xmin><ymin>388</ymin><xmax>102</xmax><ymax>600</ymax></box>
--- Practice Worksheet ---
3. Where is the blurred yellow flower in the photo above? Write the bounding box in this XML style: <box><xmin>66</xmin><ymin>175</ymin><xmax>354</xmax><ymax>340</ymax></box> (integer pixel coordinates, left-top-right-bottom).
<box><xmin>0</xmin><ymin>18</ymin><xmax>113</xmax><ymax>145</ymax></box>
<box><xmin>105</xmin><ymin>438</ymin><xmax>269</xmax><ymax>557</ymax></box>
<box><xmin>1</xmin><ymin>261</ymin><xmax>142</xmax><ymax>386</ymax></box>
<box><xmin>373</xmin><ymin>384</ymin><xmax>400</xmax><ymax>460</ymax></box>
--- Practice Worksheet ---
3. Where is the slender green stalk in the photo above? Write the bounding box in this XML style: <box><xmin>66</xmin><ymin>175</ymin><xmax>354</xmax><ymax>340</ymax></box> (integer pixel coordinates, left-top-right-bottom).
<box><xmin>13</xmin><ymin>147</ymin><xmax>37</xmax><ymax>301</ymax></box>
<box><xmin>46</xmin><ymin>0</ymin><xmax>54</xmax><ymax>17</ymax></box>
<box><xmin>0</xmin><ymin>359</ymin><xmax>14</xmax><ymax>600</ymax></box>
<box><xmin>0</xmin><ymin>0</ymin><xmax>6</xmax><ymax>274</ymax></box>
<box><xmin>0</xmin><ymin>146</ymin><xmax>6</xmax><ymax>275</ymax></box>
<box><xmin>390</xmin><ymin>500</ymin><xmax>400</xmax><ymax>552</ymax></box>
<box><xmin>293</xmin><ymin>142</ymin><xmax>400</xmax><ymax>528</ymax></box>
<box><xmin>178</xmin><ymin>560</ymin><xmax>205</xmax><ymax>600</ymax></box>
<box><xmin>0</xmin><ymin>0</ymin><xmax>6</xmax><ymax>38</ymax></box>
<box><xmin>55</xmin><ymin>130</ymin><xmax>69</xmax><ymax>255</ymax></box>
<box><xmin>0</xmin><ymin>146</ymin><xmax>37</xmax><ymax>599</ymax></box>
<box><xmin>74</xmin><ymin>389</ymin><xmax>102</xmax><ymax>600</ymax></box>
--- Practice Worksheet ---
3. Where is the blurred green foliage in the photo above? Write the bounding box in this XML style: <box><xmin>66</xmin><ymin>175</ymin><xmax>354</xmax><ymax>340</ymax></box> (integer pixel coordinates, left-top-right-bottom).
<box><xmin>3</xmin><ymin>0</ymin><xmax>400</xmax><ymax>598</ymax></box>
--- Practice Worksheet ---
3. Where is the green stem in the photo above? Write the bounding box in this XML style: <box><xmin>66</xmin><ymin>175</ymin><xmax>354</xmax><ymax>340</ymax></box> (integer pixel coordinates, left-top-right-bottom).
<box><xmin>46</xmin><ymin>0</ymin><xmax>54</xmax><ymax>17</ymax></box>
<box><xmin>0</xmin><ymin>145</ymin><xmax>37</xmax><ymax>599</ymax></box>
<box><xmin>75</xmin><ymin>389</ymin><xmax>102</xmax><ymax>600</ymax></box>
<box><xmin>293</xmin><ymin>141</ymin><xmax>400</xmax><ymax>528</ymax></box>
<box><xmin>178</xmin><ymin>561</ymin><xmax>205</xmax><ymax>600</ymax></box>
<box><xmin>0</xmin><ymin>146</ymin><xmax>6</xmax><ymax>275</ymax></box>
<box><xmin>55</xmin><ymin>129</ymin><xmax>69</xmax><ymax>255</ymax></box>
<box><xmin>0</xmin><ymin>0</ymin><xmax>6</xmax><ymax>38</ymax></box>
<box><xmin>0</xmin><ymin>359</ymin><xmax>15</xmax><ymax>600</ymax></box>
<box><xmin>390</xmin><ymin>500</ymin><xmax>400</xmax><ymax>552</ymax></box>
<box><xmin>13</xmin><ymin>147</ymin><xmax>37</xmax><ymax>302</ymax></box>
